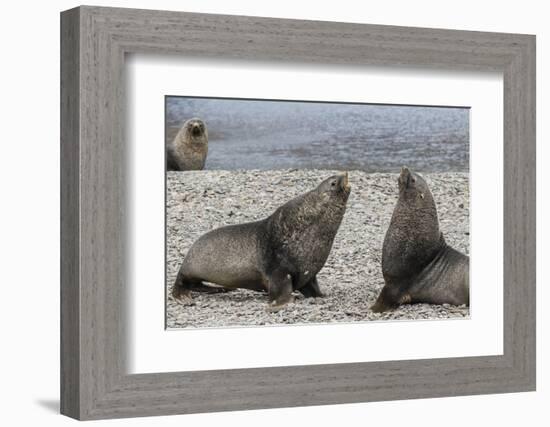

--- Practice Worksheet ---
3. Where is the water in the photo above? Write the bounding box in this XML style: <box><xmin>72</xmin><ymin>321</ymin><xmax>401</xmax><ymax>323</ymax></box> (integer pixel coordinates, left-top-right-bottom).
<box><xmin>166</xmin><ymin>97</ymin><xmax>469</xmax><ymax>172</ymax></box>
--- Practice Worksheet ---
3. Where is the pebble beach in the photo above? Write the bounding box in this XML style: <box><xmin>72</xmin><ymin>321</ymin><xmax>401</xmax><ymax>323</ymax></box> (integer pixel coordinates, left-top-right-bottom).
<box><xmin>166</xmin><ymin>170</ymin><xmax>470</xmax><ymax>329</ymax></box>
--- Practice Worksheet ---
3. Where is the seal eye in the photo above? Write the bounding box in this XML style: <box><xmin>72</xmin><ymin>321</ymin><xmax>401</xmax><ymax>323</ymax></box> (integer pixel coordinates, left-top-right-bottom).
<box><xmin>331</xmin><ymin>181</ymin><xmax>336</xmax><ymax>187</ymax></box>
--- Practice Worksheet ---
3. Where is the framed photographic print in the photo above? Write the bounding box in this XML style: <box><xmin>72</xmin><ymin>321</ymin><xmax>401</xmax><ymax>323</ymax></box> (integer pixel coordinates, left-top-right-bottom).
<box><xmin>60</xmin><ymin>6</ymin><xmax>536</xmax><ymax>420</ymax></box>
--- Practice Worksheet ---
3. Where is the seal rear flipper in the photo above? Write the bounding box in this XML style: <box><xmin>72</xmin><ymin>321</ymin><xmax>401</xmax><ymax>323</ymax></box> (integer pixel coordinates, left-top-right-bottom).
<box><xmin>188</xmin><ymin>282</ymin><xmax>236</xmax><ymax>294</ymax></box>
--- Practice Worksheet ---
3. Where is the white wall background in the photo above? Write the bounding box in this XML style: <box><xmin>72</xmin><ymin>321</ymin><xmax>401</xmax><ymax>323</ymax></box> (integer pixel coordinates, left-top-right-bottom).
<box><xmin>0</xmin><ymin>0</ymin><xmax>546</xmax><ymax>425</ymax></box>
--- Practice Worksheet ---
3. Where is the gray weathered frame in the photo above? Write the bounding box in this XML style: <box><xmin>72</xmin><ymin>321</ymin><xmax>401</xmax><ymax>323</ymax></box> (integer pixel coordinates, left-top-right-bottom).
<box><xmin>60</xmin><ymin>5</ymin><xmax>536</xmax><ymax>420</ymax></box>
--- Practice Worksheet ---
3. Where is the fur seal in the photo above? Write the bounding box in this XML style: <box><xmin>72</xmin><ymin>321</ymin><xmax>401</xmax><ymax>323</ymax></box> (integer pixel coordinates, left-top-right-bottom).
<box><xmin>371</xmin><ymin>167</ymin><xmax>469</xmax><ymax>312</ymax></box>
<box><xmin>167</xmin><ymin>118</ymin><xmax>208</xmax><ymax>171</ymax></box>
<box><xmin>172</xmin><ymin>173</ymin><xmax>351</xmax><ymax>309</ymax></box>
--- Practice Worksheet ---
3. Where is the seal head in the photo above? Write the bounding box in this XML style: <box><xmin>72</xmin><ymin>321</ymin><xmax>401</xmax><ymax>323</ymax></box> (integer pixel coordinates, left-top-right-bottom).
<box><xmin>167</xmin><ymin>118</ymin><xmax>208</xmax><ymax>171</ymax></box>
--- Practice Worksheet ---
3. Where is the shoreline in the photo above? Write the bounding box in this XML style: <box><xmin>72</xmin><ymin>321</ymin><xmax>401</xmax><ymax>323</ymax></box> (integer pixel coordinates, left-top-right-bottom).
<box><xmin>166</xmin><ymin>169</ymin><xmax>470</xmax><ymax>328</ymax></box>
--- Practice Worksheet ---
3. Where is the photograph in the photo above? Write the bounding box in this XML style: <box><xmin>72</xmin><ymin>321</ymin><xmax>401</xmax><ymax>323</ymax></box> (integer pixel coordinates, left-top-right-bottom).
<box><xmin>165</xmin><ymin>96</ymin><xmax>470</xmax><ymax>329</ymax></box>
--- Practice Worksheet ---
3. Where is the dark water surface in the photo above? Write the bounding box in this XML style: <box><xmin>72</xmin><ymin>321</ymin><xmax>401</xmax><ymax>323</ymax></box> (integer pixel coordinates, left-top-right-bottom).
<box><xmin>166</xmin><ymin>97</ymin><xmax>469</xmax><ymax>172</ymax></box>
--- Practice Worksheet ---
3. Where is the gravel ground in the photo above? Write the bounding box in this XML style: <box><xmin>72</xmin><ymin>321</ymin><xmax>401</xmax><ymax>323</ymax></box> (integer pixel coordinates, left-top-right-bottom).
<box><xmin>166</xmin><ymin>170</ymin><xmax>470</xmax><ymax>329</ymax></box>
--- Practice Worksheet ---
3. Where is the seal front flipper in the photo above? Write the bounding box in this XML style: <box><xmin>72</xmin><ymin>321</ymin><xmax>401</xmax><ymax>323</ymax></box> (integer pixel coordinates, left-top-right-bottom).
<box><xmin>370</xmin><ymin>282</ymin><xmax>411</xmax><ymax>313</ymax></box>
<box><xmin>297</xmin><ymin>276</ymin><xmax>325</xmax><ymax>298</ymax></box>
<box><xmin>266</xmin><ymin>270</ymin><xmax>294</xmax><ymax>312</ymax></box>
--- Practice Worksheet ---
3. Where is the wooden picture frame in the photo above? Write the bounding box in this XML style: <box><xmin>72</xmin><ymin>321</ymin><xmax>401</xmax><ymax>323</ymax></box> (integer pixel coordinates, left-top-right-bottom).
<box><xmin>60</xmin><ymin>6</ymin><xmax>536</xmax><ymax>420</ymax></box>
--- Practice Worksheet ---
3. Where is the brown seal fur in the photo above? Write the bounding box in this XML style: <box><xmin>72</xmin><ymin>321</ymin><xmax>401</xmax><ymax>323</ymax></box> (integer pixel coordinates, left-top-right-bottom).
<box><xmin>172</xmin><ymin>173</ymin><xmax>351</xmax><ymax>310</ymax></box>
<box><xmin>371</xmin><ymin>167</ymin><xmax>469</xmax><ymax>312</ymax></box>
<box><xmin>167</xmin><ymin>118</ymin><xmax>208</xmax><ymax>171</ymax></box>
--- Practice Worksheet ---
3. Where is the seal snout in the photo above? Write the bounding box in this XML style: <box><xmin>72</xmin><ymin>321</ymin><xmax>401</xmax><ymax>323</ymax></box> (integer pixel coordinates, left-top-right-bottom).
<box><xmin>399</xmin><ymin>166</ymin><xmax>414</xmax><ymax>188</ymax></box>
<box><xmin>191</xmin><ymin>122</ymin><xmax>202</xmax><ymax>136</ymax></box>
<box><xmin>339</xmin><ymin>172</ymin><xmax>351</xmax><ymax>192</ymax></box>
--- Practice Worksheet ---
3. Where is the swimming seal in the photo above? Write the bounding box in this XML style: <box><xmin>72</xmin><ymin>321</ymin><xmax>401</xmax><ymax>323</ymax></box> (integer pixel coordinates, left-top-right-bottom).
<box><xmin>167</xmin><ymin>118</ymin><xmax>208</xmax><ymax>171</ymax></box>
<box><xmin>371</xmin><ymin>167</ymin><xmax>469</xmax><ymax>312</ymax></box>
<box><xmin>172</xmin><ymin>173</ymin><xmax>351</xmax><ymax>310</ymax></box>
